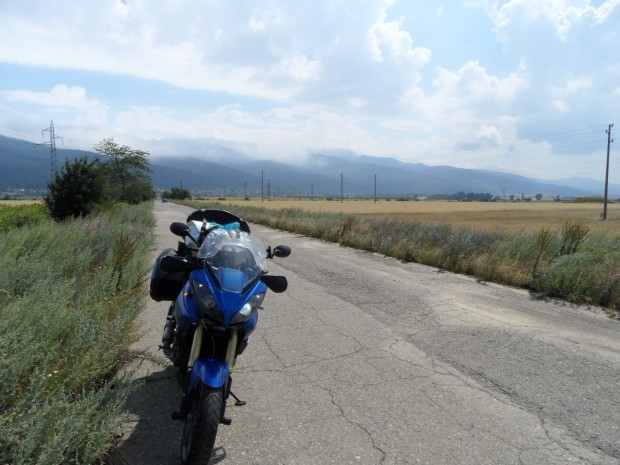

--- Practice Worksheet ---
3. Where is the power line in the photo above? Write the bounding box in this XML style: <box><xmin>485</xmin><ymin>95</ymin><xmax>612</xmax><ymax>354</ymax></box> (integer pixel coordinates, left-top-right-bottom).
<box><xmin>0</xmin><ymin>125</ymin><xmax>41</xmax><ymax>144</ymax></box>
<box><xmin>419</xmin><ymin>125</ymin><xmax>608</xmax><ymax>165</ymax></box>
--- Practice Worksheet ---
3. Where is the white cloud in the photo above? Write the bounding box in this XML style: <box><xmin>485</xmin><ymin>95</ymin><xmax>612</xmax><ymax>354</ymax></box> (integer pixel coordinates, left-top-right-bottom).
<box><xmin>490</xmin><ymin>0</ymin><xmax>620</xmax><ymax>41</ymax></box>
<box><xmin>421</xmin><ymin>60</ymin><xmax>529</xmax><ymax>126</ymax></box>
<box><xmin>552</xmin><ymin>99</ymin><xmax>570</xmax><ymax>112</ymax></box>
<box><xmin>369</xmin><ymin>16</ymin><xmax>431</xmax><ymax>66</ymax></box>
<box><xmin>563</xmin><ymin>76</ymin><xmax>593</xmax><ymax>93</ymax></box>
<box><xmin>476</xmin><ymin>123</ymin><xmax>502</xmax><ymax>145</ymax></box>
<box><xmin>4</xmin><ymin>85</ymin><xmax>89</xmax><ymax>107</ymax></box>
<box><xmin>1</xmin><ymin>85</ymin><xmax>109</xmax><ymax>124</ymax></box>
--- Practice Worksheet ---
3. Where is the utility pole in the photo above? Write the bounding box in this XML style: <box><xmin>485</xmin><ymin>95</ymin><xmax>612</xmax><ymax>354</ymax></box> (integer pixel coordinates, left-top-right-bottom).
<box><xmin>267</xmin><ymin>181</ymin><xmax>271</xmax><ymax>200</ymax></box>
<box><xmin>374</xmin><ymin>173</ymin><xmax>377</xmax><ymax>203</ymax></box>
<box><xmin>38</xmin><ymin>120</ymin><xmax>63</xmax><ymax>179</ymax></box>
<box><xmin>603</xmin><ymin>124</ymin><xmax>614</xmax><ymax>220</ymax></box>
<box><xmin>340</xmin><ymin>172</ymin><xmax>344</xmax><ymax>203</ymax></box>
<box><xmin>244</xmin><ymin>182</ymin><xmax>247</xmax><ymax>199</ymax></box>
<box><xmin>261</xmin><ymin>170</ymin><xmax>264</xmax><ymax>203</ymax></box>
<box><xmin>311</xmin><ymin>184</ymin><xmax>314</xmax><ymax>201</ymax></box>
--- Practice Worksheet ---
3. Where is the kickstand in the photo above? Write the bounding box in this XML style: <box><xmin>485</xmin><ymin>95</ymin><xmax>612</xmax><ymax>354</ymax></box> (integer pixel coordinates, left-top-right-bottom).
<box><xmin>229</xmin><ymin>390</ymin><xmax>246</xmax><ymax>406</ymax></box>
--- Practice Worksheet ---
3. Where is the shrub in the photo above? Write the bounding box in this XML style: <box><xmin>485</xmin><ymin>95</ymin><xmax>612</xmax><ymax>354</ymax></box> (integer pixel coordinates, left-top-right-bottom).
<box><xmin>44</xmin><ymin>157</ymin><xmax>105</xmax><ymax>221</ymax></box>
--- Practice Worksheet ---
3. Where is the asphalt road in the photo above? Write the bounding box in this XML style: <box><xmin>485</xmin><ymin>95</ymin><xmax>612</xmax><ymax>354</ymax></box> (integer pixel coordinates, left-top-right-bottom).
<box><xmin>114</xmin><ymin>201</ymin><xmax>620</xmax><ymax>465</ymax></box>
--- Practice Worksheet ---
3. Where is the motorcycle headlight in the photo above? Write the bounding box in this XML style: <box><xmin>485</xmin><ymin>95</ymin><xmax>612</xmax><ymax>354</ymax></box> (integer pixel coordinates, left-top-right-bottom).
<box><xmin>230</xmin><ymin>293</ymin><xmax>265</xmax><ymax>325</ymax></box>
<box><xmin>190</xmin><ymin>277</ymin><xmax>222</xmax><ymax>322</ymax></box>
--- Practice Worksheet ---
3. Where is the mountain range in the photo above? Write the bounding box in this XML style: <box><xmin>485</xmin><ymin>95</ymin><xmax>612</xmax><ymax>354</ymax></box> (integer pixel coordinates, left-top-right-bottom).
<box><xmin>1</xmin><ymin>135</ymin><xmax>618</xmax><ymax>198</ymax></box>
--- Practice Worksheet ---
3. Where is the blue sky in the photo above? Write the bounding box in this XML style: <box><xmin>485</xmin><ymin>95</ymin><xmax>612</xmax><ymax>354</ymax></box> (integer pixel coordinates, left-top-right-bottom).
<box><xmin>0</xmin><ymin>0</ymin><xmax>618</xmax><ymax>181</ymax></box>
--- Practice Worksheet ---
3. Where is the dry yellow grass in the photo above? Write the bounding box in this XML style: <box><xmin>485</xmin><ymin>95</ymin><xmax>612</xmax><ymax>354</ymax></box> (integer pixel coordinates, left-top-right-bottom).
<box><xmin>0</xmin><ymin>199</ymin><xmax>43</xmax><ymax>206</ymax></box>
<box><xmin>211</xmin><ymin>198</ymin><xmax>620</xmax><ymax>235</ymax></box>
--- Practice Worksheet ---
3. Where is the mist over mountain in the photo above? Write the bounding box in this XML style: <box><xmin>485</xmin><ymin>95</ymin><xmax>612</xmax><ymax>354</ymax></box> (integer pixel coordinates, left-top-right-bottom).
<box><xmin>1</xmin><ymin>135</ymin><xmax>618</xmax><ymax>198</ymax></box>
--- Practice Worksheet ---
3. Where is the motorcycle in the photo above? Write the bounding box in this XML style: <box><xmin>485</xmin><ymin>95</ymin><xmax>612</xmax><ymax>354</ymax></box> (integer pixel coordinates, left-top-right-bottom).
<box><xmin>149</xmin><ymin>208</ymin><xmax>290</xmax><ymax>463</ymax></box>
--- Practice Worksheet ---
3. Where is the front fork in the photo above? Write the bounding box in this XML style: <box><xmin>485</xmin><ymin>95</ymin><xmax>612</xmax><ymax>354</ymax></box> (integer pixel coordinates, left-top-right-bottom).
<box><xmin>187</xmin><ymin>324</ymin><xmax>239</xmax><ymax>371</ymax></box>
<box><xmin>180</xmin><ymin>324</ymin><xmax>240</xmax><ymax>424</ymax></box>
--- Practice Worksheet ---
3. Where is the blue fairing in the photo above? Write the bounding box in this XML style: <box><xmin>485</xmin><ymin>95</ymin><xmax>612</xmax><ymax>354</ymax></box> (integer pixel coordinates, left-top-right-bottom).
<box><xmin>189</xmin><ymin>359</ymin><xmax>229</xmax><ymax>391</ymax></box>
<box><xmin>175</xmin><ymin>281</ymin><xmax>199</xmax><ymax>324</ymax></box>
<box><xmin>177</xmin><ymin>269</ymin><xmax>267</xmax><ymax>326</ymax></box>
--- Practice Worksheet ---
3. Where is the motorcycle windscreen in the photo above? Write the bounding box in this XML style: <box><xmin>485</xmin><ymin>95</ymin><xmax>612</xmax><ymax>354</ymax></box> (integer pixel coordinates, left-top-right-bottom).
<box><xmin>213</xmin><ymin>268</ymin><xmax>251</xmax><ymax>293</ymax></box>
<box><xmin>199</xmin><ymin>230</ymin><xmax>267</xmax><ymax>293</ymax></box>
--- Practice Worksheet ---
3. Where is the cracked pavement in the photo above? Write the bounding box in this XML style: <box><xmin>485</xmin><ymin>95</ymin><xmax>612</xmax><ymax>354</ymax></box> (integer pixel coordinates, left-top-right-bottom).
<box><xmin>116</xmin><ymin>202</ymin><xmax>620</xmax><ymax>465</ymax></box>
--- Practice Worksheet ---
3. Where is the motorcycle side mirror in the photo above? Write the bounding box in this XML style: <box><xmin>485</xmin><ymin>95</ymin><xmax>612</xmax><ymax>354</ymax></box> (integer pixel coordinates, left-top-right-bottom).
<box><xmin>260</xmin><ymin>275</ymin><xmax>288</xmax><ymax>293</ymax></box>
<box><xmin>170</xmin><ymin>222</ymin><xmax>190</xmax><ymax>237</ymax></box>
<box><xmin>160</xmin><ymin>255</ymin><xmax>202</xmax><ymax>273</ymax></box>
<box><xmin>267</xmin><ymin>245</ymin><xmax>291</xmax><ymax>258</ymax></box>
<box><xmin>273</xmin><ymin>245</ymin><xmax>291</xmax><ymax>257</ymax></box>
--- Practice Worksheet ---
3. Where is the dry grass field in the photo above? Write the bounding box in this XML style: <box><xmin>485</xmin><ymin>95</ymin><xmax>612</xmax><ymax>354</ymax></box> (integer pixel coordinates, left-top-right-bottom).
<box><xmin>212</xmin><ymin>199</ymin><xmax>620</xmax><ymax>235</ymax></box>
<box><xmin>0</xmin><ymin>199</ymin><xmax>42</xmax><ymax>206</ymax></box>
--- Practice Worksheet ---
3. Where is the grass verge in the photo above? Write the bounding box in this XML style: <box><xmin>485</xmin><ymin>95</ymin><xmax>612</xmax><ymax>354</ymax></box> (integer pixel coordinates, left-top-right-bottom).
<box><xmin>0</xmin><ymin>202</ymin><xmax>154</xmax><ymax>464</ymax></box>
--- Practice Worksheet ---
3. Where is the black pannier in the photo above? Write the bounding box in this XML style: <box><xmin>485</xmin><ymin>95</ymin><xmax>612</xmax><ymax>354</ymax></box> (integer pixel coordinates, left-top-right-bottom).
<box><xmin>150</xmin><ymin>248</ymin><xmax>186</xmax><ymax>302</ymax></box>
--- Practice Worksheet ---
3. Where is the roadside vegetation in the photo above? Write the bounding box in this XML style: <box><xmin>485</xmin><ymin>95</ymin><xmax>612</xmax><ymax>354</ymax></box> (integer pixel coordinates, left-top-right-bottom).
<box><xmin>0</xmin><ymin>203</ymin><xmax>47</xmax><ymax>232</ymax></box>
<box><xmin>45</xmin><ymin>138</ymin><xmax>155</xmax><ymax>221</ymax></box>
<box><xmin>0</xmin><ymin>202</ymin><xmax>154</xmax><ymax>464</ymax></box>
<box><xmin>0</xmin><ymin>139</ymin><xmax>156</xmax><ymax>464</ymax></box>
<box><xmin>183</xmin><ymin>200</ymin><xmax>620</xmax><ymax>314</ymax></box>
<box><xmin>161</xmin><ymin>186</ymin><xmax>192</xmax><ymax>200</ymax></box>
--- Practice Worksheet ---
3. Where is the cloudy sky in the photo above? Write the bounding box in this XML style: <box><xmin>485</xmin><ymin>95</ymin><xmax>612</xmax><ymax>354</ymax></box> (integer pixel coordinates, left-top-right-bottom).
<box><xmin>0</xmin><ymin>0</ymin><xmax>618</xmax><ymax>180</ymax></box>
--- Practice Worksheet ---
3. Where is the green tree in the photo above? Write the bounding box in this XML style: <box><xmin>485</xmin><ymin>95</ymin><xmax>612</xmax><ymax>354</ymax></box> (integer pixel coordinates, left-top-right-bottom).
<box><xmin>44</xmin><ymin>157</ymin><xmax>105</xmax><ymax>221</ymax></box>
<box><xmin>164</xmin><ymin>187</ymin><xmax>192</xmax><ymax>200</ymax></box>
<box><xmin>535</xmin><ymin>193</ymin><xmax>543</xmax><ymax>201</ymax></box>
<box><xmin>94</xmin><ymin>138</ymin><xmax>154</xmax><ymax>204</ymax></box>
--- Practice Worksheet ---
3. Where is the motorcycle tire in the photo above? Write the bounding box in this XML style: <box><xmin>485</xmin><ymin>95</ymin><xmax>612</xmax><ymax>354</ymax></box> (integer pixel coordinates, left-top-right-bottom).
<box><xmin>180</xmin><ymin>384</ymin><xmax>222</xmax><ymax>464</ymax></box>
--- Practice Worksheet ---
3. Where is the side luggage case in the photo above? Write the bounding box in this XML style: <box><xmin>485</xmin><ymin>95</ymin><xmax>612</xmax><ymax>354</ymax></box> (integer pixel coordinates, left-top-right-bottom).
<box><xmin>150</xmin><ymin>248</ymin><xmax>186</xmax><ymax>302</ymax></box>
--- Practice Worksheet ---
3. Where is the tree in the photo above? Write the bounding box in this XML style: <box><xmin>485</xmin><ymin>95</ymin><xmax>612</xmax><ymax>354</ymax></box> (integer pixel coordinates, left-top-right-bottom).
<box><xmin>45</xmin><ymin>157</ymin><xmax>105</xmax><ymax>221</ymax></box>
<box><xmin>93</xmin><ymin>138</ymin><xmax>154</xmax><ymax>204</ymax></box>
<box><xmin>163</xmin><ymin>187</ymin><xmax>192</xmax><ymax>200</ymax></box>
<box><xmin>535</xmin><ymin>194</ymin><xmax>543</xmax><ymax>201</ymax></box>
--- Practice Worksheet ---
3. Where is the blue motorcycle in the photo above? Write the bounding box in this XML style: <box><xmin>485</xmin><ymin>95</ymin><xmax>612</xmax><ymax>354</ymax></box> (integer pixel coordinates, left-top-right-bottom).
<box><xmin>150</xmin><ymin>209</ymin><xmax>290</xmax><ymax>464</ymax></box>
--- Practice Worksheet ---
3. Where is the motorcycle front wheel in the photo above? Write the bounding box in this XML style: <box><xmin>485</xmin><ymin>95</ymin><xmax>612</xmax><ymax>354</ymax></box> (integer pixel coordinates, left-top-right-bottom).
<box><xmin>180</xmin><ymin>384</ymin><xmax>222</xmax><ymax>464</ymax></box>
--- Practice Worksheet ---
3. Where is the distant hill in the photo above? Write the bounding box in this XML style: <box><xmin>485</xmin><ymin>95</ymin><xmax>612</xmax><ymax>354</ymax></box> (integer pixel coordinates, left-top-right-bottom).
<box><xmin>1</xmin><ymin>134</ymin><xmax>618</xmax><ymax>197</ymax></box>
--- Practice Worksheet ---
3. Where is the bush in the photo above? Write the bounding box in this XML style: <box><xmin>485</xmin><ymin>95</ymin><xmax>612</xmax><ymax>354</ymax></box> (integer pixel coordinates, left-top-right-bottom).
<box><xmin>161</xmin><ymin>187</ymin><xmax>192</xmax><ymax>200</ymax></box>
<box><xmin>44</xmin><ymin>157</ymin><xmax>105</xmax><ymax>221</ymax></box>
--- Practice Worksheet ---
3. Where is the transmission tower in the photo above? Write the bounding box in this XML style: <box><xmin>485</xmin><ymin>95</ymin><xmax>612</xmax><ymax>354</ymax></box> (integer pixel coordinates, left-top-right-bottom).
<box><xmin>39</xmin><ymin>120</ymin><xmax>63</xmax><ymax>179</ymax></box>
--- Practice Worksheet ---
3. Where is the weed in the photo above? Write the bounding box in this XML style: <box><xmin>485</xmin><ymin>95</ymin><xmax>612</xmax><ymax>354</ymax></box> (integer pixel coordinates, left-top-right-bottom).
<box><xmin>559</xmin><ymin>220</ymin><xmax>590</xmax><ymax>255</ymax></box>
<box><xmin>532</xmin><ymin>227</ymin><xmax>554</xmax><ymax>277</ymax></box>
